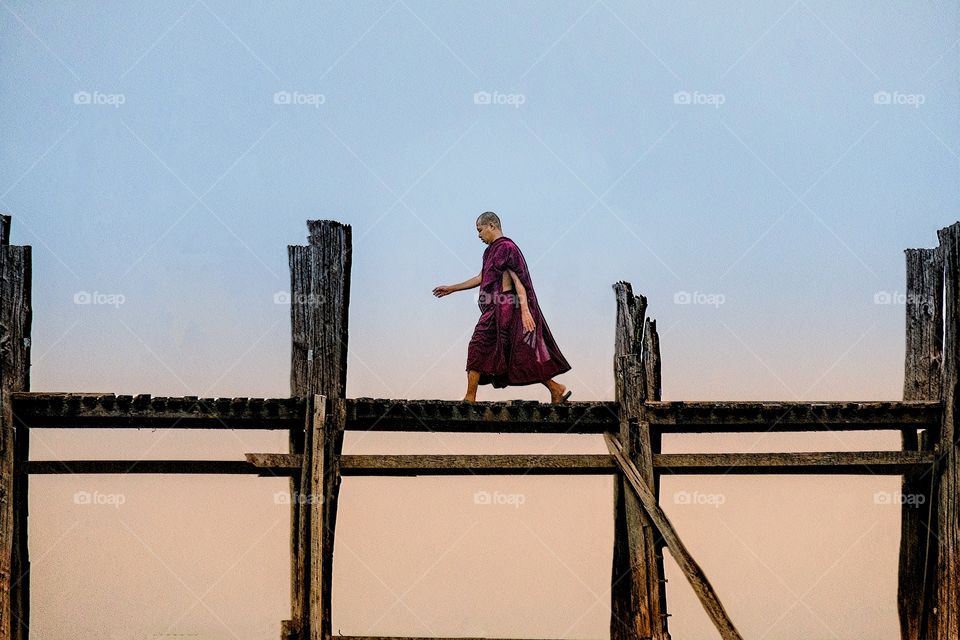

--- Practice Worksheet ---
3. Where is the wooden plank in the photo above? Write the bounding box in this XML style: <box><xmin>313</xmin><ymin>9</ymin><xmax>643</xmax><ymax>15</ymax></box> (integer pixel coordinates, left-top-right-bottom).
<box><xmin>605</xmin><ymin>432</ymin><xmax>744</xmax><ymax>640</ymax></box>
<box><xmin>331</xmin><ymin>637</ymin><xmax>576</xmax><ymax>640</ymax></box>
<box><xmin>289</xmin><ymin>220</ymin><xmax>351</xmax><ymax>640</ymax></box>
<box><xmin>330</xmin><ymin>637</ymin><xmax>577</xmax><ymax>640</ymax></box>
<box><xmin>646</xmin><ymin>400</ymin><xmax>940</xmax><ymax>432</ymax></box>
<box><xmin>24</xmin><ymin>459</ymin><xmax>298</xmax><ymax>475</ymax></box>
<box><xmin>12</xmin><ymin>394</ymin><xmax>938</xmax><ymax>434</ymax></box>
<box><xmin>642</xmin><ymin>316</ymin><xmax>669</xmax><ymax>627</ymax></box>
<box><xmin>291</xmin><ymin>395</ymin><xmax>311</xmax><ymax>640</ymax></box>
<box><xmin>654</xmin><ymin>450</ymin><xmax>933</xmax><ymax>474</ymax></box>
<box><xmin>899</xmin><ymin>246</ymin><xmax>943</xmax><ymax>640</ymax></box>
<box><xmin>309</xmin><ymin>396</ymin><xmax>345</xmax><ymax>640</ymax></box>
<box><xmin>246</xmin><ymin>453</ymin><xmax>303</xmax><ymax>474</ymax></box>
<box><xmin>305</xmin><ymin>395</ymin><xmax>324</xmax><ymax>640</ymax></box>
<box><xmin>338</xmin><ymin>454</ymin><xmax>616</xmax><ymax>475</ymax></box>
<box><xmin>935</xmin><ymin>222</ymin><xmax>960</xmax><ymax>640</ymax></box>
<box><xmin>12</xmin><ymin>393</ymin><xmax>302</xmax><ymax>429</ymax></box>
<box><xmin>11</xmin><ymin>394</ymin><xmax>616</xmax><ymax>433</ymax></box>
<box><xmin>289</xmin><ymin>220</ymin><xmax>351</xmax><ymax>400</ymax></box>
<box><xmin>345</xmin><ymin>398</ymin><xmax>617</xmax><ymax>433</ymax></box>
<box><xmin>18</xmin><ymin>451</ymin><xmax>933</xmax><ymax>476</ymax></box>
<box><xmin>0</xmin><ymin>218</ymin><xmax>31</xmax><ymax>640</ymax></box>
<box><xmin>609</xmin><ymin>281</ymin><xmax>667</xmax><ymax>640</ymax></box>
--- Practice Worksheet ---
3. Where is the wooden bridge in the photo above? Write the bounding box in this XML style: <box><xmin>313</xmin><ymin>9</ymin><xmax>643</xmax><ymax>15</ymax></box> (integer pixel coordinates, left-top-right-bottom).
<box><xmin>0</xmin><ymin>216</ymin><xmax>952</xmax><ymax>639</ymax></box>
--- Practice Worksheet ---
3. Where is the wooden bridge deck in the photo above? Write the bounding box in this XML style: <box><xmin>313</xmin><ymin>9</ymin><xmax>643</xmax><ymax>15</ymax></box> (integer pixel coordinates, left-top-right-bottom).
<box><xmin>12</xmin><ymin>392</ymin><xmax>940</xmax><ymax>433</ymax></box>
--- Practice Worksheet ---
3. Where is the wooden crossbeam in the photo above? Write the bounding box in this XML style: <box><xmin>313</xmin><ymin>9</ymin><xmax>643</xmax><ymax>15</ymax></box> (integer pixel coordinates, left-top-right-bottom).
<box><xmin>20</xmin><ymin>451</ymin><xmax>936</xmax><ymax>476</ymax></box>
<box><xmin>345</xmin><ymin>398</ymin><xmax>618</xmax><ymax>432</ymax></box>
<box><xmin>338</xmin><ymin>452</ymin><xmax>935</xmax><ymax>475</ymax></box>
<box><xmin>330</xmin><ymin>637</ymin><xmax>573</xmax><ymax>640</ymax></box>
<box><xmin>24</xmin><ymin>459</ymin><xmax>298</xmax><ymax>475</ymax></box>
<box><xmin>11</xmin><ymin>393</ymin><xmax>303</xmax><ymax>429</ymax></box>
<box><xmin>11</xmin><ymin>394</ymin><xmax>940</xmax><ymax>434</ymax></box>
<box><xmin>339</xmin><ymin>454</ymin><xmax>614</xmax><ymax>474</ymax></box>
<box><xmin>647</xmin><ymin>400</ymin><xmax>941</xmax><ymax>432</ymax></box>
<box><xmin>605</xmin><ymin>432</ymin><xmax>744</xmax><ymax>640</ymax></box>
<box><xmin>331</xmin><ymin>637</ymin><xmax>572</xmax><ymax>640</ymax></box>
<box><xmin>655</xmin><ymin>450</ymin><xmax>935</xmax><ymax>475</ymax></box>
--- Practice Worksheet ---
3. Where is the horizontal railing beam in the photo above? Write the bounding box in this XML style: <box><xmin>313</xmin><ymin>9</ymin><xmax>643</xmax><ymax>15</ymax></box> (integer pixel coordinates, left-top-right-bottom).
<box><xmin>21</xmin><ymin>450</ymin><xmax>933</xmax><ymax>475</ymax></box>
<box><xmin>339</xmin><ymin>454</ymin><xmax>615</xmax><ymax>474</ymax></box>
<box><xmin>655</xmin><ymin>450</ymin><xmax>935</xmax><ymax>475</ymax></box>
<box><xmin>330</xmin><ymin>637</ymin><xmax>568</xmax><ymax>640</ymax></box>
<box><xmin>647</xmin><ymin>400</ymin><xmax>941</xmax><ymax>432</ymax></box>
<box><xmin>12</xmin><ymin>394</ymin><xmax>942</xmax><ymax>434</ymax></box>
<box><xmin>345</xmin><ymin>397</ymin><xmax>618</xmax><ymax>432</ymax></box>
<box><xmin>12</xmin><ymin>393</ymin><xmax>304</xmax><ymax>429</ymax></box>
<box><xmin>24</xmin><ymin>459</ymin><xmax>297</xmax><ymax>475</ymax></box>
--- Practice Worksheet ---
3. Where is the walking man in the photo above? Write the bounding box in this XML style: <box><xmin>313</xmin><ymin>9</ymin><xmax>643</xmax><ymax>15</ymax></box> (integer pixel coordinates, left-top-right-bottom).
<box><xmin>433</xmin><ymin>211</ymin><xmax>572</xmax><ymax>403</ymax></box>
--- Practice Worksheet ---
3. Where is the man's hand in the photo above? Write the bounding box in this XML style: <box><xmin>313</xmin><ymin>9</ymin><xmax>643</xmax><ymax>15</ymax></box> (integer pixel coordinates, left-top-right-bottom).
<box><xmin>521</xmin><ymin>308</ymin><xmax>535</xmax><ymax>333</ymax></box>
<box><xmin>433</xmin><ymin>285</ymin><xmax>456</xmax><ymax>298</ymax></box>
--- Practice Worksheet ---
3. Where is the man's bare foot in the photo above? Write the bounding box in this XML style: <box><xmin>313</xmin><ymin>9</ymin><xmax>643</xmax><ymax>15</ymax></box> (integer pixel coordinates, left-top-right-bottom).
<box><xmin>550</xmin><ymin>384</ymin><xmax>571</xmax><ymax>403</ymax></box>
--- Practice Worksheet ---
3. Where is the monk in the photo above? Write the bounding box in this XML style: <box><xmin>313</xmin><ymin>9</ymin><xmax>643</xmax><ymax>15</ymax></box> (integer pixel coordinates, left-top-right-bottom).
<box><xmin>432</xmin><ymin>211</ymin><xmax>572</xmax><ymax>403</ymax></box>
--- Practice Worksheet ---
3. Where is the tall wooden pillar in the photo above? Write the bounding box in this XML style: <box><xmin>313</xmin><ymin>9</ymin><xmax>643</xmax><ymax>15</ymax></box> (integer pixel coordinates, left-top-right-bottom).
<box><xmin>935</xmin><ymin>222</ymin><xmax>960</xmax><ymax>639</ymax></box>
<box><xmin>610</xmin><ymin>281</ymin><xmax>669</xmax><ymax>640</ymax></box>
<box><xmin>641</xmin><ymin>316</ymin><xmax>668</xmax><ymax>630</ymax></box>
<box><xmin>286</xmin><ymin>220</ymin><xmax>351</xmax><ymax>640</ymax></box>
<box><xmin>0</xmin><ymin>216</ymin><xmax>31</xmax><ymax>640</ymax></box>
<box><xmin>899</xmin><ymin>247</ymin><xmax>942</xmax><ymax>640</ymax></box>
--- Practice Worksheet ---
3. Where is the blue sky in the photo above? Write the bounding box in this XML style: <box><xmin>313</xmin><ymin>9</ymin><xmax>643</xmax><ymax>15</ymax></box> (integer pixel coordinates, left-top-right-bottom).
<box><xmin>2</xmin><ymin>1</ymin><xmax>958</xmax><ymax>638</ymax></box>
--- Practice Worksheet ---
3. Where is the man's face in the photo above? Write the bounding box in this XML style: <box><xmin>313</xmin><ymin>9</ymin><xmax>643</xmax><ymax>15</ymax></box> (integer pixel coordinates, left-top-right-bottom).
<box><xmin>476</xmin><ymin>222</ymin><xmax>497</xmax><ymax>244</ymax></box>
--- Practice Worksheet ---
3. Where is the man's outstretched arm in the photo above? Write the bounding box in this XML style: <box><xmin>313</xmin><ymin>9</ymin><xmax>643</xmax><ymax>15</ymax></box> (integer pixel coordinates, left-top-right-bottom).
<box><xmin>433</xmin><ymin>273</ymin><xmax>481</xmax><ymax>297</ymax></box>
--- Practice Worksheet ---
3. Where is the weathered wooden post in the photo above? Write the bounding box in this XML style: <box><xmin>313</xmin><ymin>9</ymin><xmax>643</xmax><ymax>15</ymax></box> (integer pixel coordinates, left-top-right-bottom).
<box><xmin>610</xmin><ymin>281</ymin><xmax>669</xmax><ymax>640</ymax></box>
<box><xmin>899</xmin><ymin>247</ymin><xmax>942</xmax><ymax>640</ymax></box>
<box><xmin>935</xmin><ymin>222</ymin><xmax>960</xmax><ymax>639</ymax></box>
<box><xmin>285</xmin><ymin>220</ymin><xmax>351</xmax><ymax>640</ymax></box>
<box><xmin>641</xmin><ymin>315</ymin><xmax>667</xmax><ymax>616</ymax></box>
<box><xmin>0</xmin><ymin>216</ymin><xmax>31</xmax><ymax>640</ymax></box>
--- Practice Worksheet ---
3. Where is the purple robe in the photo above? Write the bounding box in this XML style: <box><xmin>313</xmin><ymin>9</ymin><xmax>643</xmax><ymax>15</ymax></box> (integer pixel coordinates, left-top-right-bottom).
<box><xmin>466</xmin><ymin>236</ymin><xmax>571</xmax><ymax>388</ymax></box>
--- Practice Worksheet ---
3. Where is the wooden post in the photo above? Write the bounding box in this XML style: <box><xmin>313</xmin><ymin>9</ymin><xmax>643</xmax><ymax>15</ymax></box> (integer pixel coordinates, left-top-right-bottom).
<box><xmin>610</xmin><ymin>281</ymin><xmax>669</xmax><ymax>640</ymax></box>
<box><xmin>642</xmin><ymin>317</ymin><xmax>669</xmax><ymax>630</ymax></box>
<box><xmin>899</xmin><ymin>247</ymin><xmax>943</xmax><ymax>640</ymax></box>
<box><xmin>0</xmin><ymin>216</ymin><xmax>31</xmax><ymax>640</ymax></box>
<box><xmin>286</xmin><ymin>220</ymin><xmax>351</xmax><ymax>640</ymax></box>
<box><xmin>307</xmin><ymin>395</ymin><xmax>345</xmax><ymax>640</ymax></box>
<box><xmin>935</xmin><ymin>222</ymin><xmax>960</xmax><ymax>640</ymax></box>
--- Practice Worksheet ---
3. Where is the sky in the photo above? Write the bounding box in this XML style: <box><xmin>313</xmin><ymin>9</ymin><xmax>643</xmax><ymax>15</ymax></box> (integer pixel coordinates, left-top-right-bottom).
<box><xmin>1</xmin><ymin>1</ymin><xmax>958</xmax><ymax>638</ymax></box>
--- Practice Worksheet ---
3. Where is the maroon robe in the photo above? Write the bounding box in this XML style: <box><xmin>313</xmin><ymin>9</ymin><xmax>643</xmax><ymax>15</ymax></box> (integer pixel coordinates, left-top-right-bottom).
<box><xmin>466</xmin><ymin>236</ymin><xmax>571</xmax><ymax>388</ymax></box>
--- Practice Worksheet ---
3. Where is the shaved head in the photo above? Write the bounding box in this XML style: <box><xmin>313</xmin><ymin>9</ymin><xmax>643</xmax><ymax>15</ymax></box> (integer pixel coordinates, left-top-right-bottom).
<box><xmin>476</xmin><ymin>211</ymin><xmax>501</xmax><ymax>229</ymax></box>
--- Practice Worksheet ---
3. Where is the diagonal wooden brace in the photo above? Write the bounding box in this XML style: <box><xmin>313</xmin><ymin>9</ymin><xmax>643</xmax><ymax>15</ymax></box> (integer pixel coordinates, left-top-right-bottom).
<box><xmin>605</xmin><ymin>431</ymin><xmax>743</xmax><ymax>640</ymax></box>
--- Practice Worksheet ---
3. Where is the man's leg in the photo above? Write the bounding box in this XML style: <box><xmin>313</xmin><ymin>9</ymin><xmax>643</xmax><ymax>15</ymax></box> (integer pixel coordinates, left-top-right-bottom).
<box><xmin>464</xmin><ymin>370</ymin><xmax>481</xmax><ymax>402</ymax></box>
<box><xmin>541</xmin><ymin>378</ymin><xmax>568</xmax><ymax>403</ymax></box>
